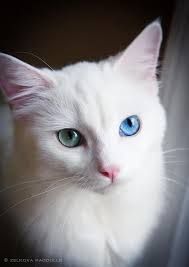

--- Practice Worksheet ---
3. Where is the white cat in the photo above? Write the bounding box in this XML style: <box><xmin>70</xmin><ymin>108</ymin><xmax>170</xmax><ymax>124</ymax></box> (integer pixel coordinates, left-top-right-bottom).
<box><xmin>0</xmin><ymin>21</ymin><xmax>166</xmax><ymax>267</ymax></box>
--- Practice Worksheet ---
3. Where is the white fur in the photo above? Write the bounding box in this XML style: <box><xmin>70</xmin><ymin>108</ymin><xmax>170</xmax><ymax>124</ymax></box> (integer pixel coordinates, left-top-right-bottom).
<box><xmin>0</xmin><ymin>21</ymin><xmax>166</xmax><ymax>267</ymax></box>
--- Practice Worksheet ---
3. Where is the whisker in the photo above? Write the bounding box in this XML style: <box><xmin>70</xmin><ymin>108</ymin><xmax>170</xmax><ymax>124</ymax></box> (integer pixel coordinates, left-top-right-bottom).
<box><xmin>164</xmin><ymin>161</ymin><xmax>188</xmax><ymax>164</ymax></box>
<box><xmin>163</xmin><ymin>148</ymin><xmax>189</xmax><ymax>154</ymax></box>
<box><xmin>12</xmin><ymin>185</ymin><xmax>37</xmax><ymax>194</ymax></box>
<box><xmin>0</xmin><ymin>178</ymin><xmax>55</xmax><ymax>194</ymax></box>
<box><xmin>44</xmin><ymin>176</ymin><xmax>80</xmax><ymax>191</ymax></box>
<box><xmin>0</xmin><ymin>172</ymin><xmax>92</xmax><ymax>218</ymax></box>
<box><xmin>0</xmin><ymin>175</ymin><xmax>81</xmax><ymax>194</ymax></box>
<box><xmin>15</xmin><ymin>51</ymin><xmax>54</xmax><ymax>71</ymax></box>
<box><xmin>162</xmin><ymin>176</ymin><xmax>188</xmax><ymax>189</ymax></box>
<box><xmin>164</xmin><ymin>155</ymin><xmax>177</xmax><ymax>158</ymax></box>
<box><xmin>0</xmin><ymin>180</ymin><xmax>76</xmax><ymax>218</ymax></box>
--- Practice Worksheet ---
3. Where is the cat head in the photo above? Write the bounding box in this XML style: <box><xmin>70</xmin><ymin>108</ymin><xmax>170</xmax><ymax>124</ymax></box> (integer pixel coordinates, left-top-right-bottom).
<box><xmin>0</xmin><ymin>21</ymin><xmax>166</xmax><ymax>193</ymax></box>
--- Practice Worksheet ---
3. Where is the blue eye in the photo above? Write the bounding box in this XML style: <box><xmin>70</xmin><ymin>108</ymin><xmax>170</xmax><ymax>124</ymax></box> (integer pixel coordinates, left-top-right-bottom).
<box><xmin>119</xmin><ymin>115</ymin><xmax>140</xmax><ymax>136</ymax></box>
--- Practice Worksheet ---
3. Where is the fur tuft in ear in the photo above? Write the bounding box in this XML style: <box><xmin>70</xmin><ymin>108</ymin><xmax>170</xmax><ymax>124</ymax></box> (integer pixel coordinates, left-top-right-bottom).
<box><xmin>114</xmin><ymin>20</ymin><xmax>162</xmax><ymax>79</ymax></box>
<box><xmin>0</xmin><ymin>53</ymin><xmax>55</xmax><ymax>109</ymax></box>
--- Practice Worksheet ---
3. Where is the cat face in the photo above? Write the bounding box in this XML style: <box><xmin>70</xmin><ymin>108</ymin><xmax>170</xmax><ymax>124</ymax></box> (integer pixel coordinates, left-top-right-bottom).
<box><xmin>0</xmin><ymin>21</ymin><xmax>166</xmax><ymax>193</ymax></box>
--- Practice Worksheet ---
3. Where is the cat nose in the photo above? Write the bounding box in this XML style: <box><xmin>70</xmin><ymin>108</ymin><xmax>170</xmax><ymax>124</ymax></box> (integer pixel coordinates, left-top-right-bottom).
<box><xmin>98</xmin><ymin>165</ymin><xmax>120</xmax><ymax>182</ymax></box>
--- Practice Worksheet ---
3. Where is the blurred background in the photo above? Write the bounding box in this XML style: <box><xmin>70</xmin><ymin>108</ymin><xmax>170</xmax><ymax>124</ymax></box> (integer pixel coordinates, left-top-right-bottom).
<box><xmin>2</xmin><ymin>1</ymin><xmax>189</xmax><ymax>267</ymax></box>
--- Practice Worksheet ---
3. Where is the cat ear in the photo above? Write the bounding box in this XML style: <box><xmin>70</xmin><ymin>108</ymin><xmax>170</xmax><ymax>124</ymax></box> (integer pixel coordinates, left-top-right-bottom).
<box><xmin>114</xmin><ymin>20</ymin><xmax>162</xmax><ymax>80</ymax></box>
<box><xmin>0</xmin><ymin>53</ymin><xmax>55</xmax><ymax>109</ymax></box>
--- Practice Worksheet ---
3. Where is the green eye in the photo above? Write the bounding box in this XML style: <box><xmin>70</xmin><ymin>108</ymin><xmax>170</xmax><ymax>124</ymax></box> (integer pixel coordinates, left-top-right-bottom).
<box><xmin>57</xmin><ymin>128</ymin><xmax>82</xmax><ymax>148</ymax></box>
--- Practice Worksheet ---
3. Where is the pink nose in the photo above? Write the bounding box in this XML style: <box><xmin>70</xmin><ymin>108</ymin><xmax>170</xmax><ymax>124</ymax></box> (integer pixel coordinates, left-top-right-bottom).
<box><xmin>98</xmin><ymin>165</ymin><xmax>120</xmax><ymax>181</ymax></box>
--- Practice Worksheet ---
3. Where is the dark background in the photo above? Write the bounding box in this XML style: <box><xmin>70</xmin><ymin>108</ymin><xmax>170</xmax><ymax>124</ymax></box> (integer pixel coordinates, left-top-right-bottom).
<box><xmin>0</xmin><ymin>1</ymin><xmax>173</xmax><ymax>68</ymax></box>
<box><xmin>0</xmin><ymin>1</ymin><xmax>175</xmax><ymax>266</ymax></box>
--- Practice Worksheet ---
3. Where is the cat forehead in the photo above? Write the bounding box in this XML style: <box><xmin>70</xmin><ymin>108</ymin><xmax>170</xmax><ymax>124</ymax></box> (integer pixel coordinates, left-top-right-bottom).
<box><xmin>49</xmin><ymin>61</ymin><xmax>149</xmax><ymax>109</ymax></box>
<box><xmin>37</xmin><ymin>61</ymin><xmax>158</xmax><ymax>132</ymax></box>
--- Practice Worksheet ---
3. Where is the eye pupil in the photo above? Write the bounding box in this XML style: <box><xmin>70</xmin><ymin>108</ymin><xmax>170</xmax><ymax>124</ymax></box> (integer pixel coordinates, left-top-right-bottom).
<box><xmin>119</xmin><ymin>115</ymin><xmax>140</xmax><ymax>137</ymax></box>
<box><xmin>127</xmin><ymin>118</ymin><xmax>132</xmax><ymax>127</ymax></box>
<box><xmin>68</xmin><ymin>131</ymin><xmax>74</xmax><ymax>139</ymax></box>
